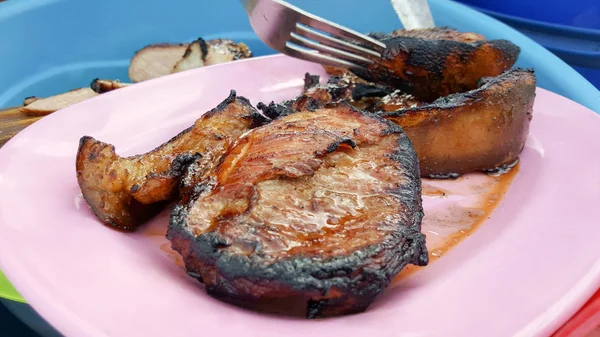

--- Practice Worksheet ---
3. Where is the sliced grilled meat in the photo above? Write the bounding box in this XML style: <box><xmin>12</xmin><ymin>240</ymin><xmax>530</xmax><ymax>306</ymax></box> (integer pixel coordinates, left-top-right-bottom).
<box><xmin>20</xmin><ymin>88</ymin><xmax>98</xmax><ymax>116</ymax></box>
<box><xmin>381</xmin><ymin>68</ymin><xmax>536</xmax><ymax>178</ymax></box>
<box><xmin>172</xmin><ymin>38</ymin><xmax>208</xmax><ymax>74</ymax></box>
<box><xmin>168</xmin><ymin>103</ymin><xmax>427</xmax><ymax>318</ymax></box>
<box><xmin>128</xmin><ymin>43</ymin><xmax>190</xmax><ymax>82</ymax></box>
<box><xmin>76</xmin><ymin>91</ymin><xmax>269</xmax><ymax>230</ymax></box>
<box><xmin>129</xmin><ymin>39</ymin><xmax>252</xmax><ymax>82</ymax></box>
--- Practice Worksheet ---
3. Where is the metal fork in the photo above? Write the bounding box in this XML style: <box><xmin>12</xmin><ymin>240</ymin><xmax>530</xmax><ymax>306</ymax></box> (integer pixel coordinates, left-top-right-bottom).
<box><xmin>240</xmin><ymin>0</ymin><xmax>387</xmax><ymax>70</ymax></box>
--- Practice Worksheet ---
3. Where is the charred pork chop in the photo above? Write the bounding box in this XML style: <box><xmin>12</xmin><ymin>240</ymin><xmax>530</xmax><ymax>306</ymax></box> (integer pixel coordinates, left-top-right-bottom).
<box><xmin>264</xmin><ymin>66</ymin><xmax>536</xmax><ymax>178</ymax></box>
<box><xmin>167</xmin><ymin>103</ymin><xmax>427</xmax><ymax>318</ymax></box>
<box><xmin>348</xmin><ymin>28</ymin><xmax>520</xmax><ymax>102</ymax></box>
<box><xmin>381</xmin><ymin>68</ymin><xmax>536</xmax><ymax>177</ymax></box>
<box><xmin>76</xmin><ymin>91</ymin><xmax>269</xmax><ymax>230</ymax></box>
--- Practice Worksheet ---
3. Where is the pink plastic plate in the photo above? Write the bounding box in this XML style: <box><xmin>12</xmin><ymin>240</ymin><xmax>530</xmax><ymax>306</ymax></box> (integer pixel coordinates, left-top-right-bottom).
<box><xmin>0</xmin><ymin>55</ymin><xmax>599</xmax><ymax>337</ymax></box>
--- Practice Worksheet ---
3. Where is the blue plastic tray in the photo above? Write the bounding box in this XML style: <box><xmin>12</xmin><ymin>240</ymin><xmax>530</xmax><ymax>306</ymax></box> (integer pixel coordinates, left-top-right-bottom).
<box><xmin>452</xmin><ymin>0</ymin><xmax>600</xmax><ymax>30</ymax></box>
<box><xmin>0</xmin><ymin>0</ymin><xmax>598</xmax><ymax>113</ymax></box>
<box><xmin>453</xmin><ymin>2</ymin><xmax>600</xmax><ymax>89</ymax></box>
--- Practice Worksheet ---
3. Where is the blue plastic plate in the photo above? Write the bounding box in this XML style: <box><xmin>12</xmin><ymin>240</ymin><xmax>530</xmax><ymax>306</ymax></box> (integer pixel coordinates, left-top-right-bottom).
<box><xmin>0</xmin><ymin>0</ymin><xmax>598</xmax><ymax>113</ymax></box>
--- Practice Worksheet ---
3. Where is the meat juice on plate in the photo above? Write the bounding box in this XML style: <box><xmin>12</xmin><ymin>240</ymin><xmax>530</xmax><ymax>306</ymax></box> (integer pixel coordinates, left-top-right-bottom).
<box><xmin>393</xmin><ymin>163</ymin><xmax>519</xmax><ymax>282</ymax></box>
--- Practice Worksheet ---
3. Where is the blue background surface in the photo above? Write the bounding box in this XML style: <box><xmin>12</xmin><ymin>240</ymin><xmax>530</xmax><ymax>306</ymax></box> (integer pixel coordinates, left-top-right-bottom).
<box><xmin>0</xmin><ymin>0</ymin><xmax>599</xmax><ymax>112</ymax></box>
<box><xmin>0</xmin><ymin>0</ymin><xmax>599</xmax><ymax>336</ymax></box>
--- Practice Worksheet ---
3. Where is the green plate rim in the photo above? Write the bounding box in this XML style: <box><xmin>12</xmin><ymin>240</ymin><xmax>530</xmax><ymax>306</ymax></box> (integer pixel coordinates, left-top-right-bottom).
<box><xmin>0</xmin><ymin>270</ymin><xmax>26</xmax><ymax>303</ymax></box>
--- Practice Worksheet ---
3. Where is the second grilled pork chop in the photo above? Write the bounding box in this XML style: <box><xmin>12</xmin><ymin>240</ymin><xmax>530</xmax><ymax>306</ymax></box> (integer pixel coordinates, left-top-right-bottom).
<box><xmin>380</xmin><ymin>68</ymin><xmax>536</xmax><ymax>177</ymax></box>
<box><xmin>265</xmin><ymin>66</ymin><xmax>536</xmax><ymax>178</ymax></box>
<box><xmin>168</xmin><ymin>103</ymin><xmax>427</xmax><ymax>318</ymax></box>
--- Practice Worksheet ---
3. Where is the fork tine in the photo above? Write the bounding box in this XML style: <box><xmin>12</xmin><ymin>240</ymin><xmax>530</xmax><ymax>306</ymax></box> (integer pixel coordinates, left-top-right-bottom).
<box><xmin>289</xmin><ymin>32</ymin><xmax>373</xmax><ymax>65</ymax></box>
<box><xmin>274</xmin><ymin>0</ymin><xmax>386</xmax><ymax>52</ymax></box>
<box><xmin>295</xmin><ymin>24</ymin><xmax>382</xmax><ymax>58</ymax></box>
<box><xmin>284</xmin><ymin>43</ymin><xmax>367</xmax><ymax>70</ymax></box>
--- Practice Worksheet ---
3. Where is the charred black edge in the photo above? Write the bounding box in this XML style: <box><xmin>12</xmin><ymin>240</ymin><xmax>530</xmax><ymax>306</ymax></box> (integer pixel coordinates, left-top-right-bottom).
<box><xmin>78</xmin><ymin>135</ymin><xmax>103</xmax><ymax>160</ymax></box>
<box><xmin>257</xmin><ymin>100</ymin><xmax>296</xmax><ymax>120</ymax></box>
<box><xmin>427</xmin><ymin>172</ymin><xmax>460</xmax><ymax>179</ymax></box>
<box><xmin>157</xmin><ymin>152</ymin><xmax>203</xmax><ymax>183</ymax></box>
<box><xmin>167</xmin><ymin>104</ymin><xmax>428</xmax><ymax>318</ymax></box>
<box><xmin>90</xmin><ymin>78</ymin><xmax>102</xmax><ymax>93</ymax></box>
<box><xmin>483</xmin><ymin>158</ymin><xmax>520</xmax><ymax>175</ymax></box>
<box><xmin>127</xmin><ymin>152</ymin><xmax>202</xmax><ymax>202</ymax></box>
<box><xmin>351</xmin><ymin>83</ymin><xmax>395</xmax><ymax>101</ymax></box>
<box><xmin>90</xmin><ymin>78</ymin><xmax>123</xmax><ymax>94</ymax></box>
<box><xmin>204</xmin><ymin>90</ymin><xmax>271</xmax><ymax>128</ymax></box>
<box><xmin>181</xmin><ymin>38</ymin><xmax>209</xmax><ymax>62</ymax></box>
<box><xmin>379</xmin><ymin>67</ymin><xmax>535</xmax><ymax>118</ymax></box>
<box><xmin>198</xmin><ymin>38</ymin><xmax>209</xmax><ymax>62</ymax></box>
<box><xmin>368</xmin><ymin>26</ymin><xmax>462</xmax><ymax>41</ymax></box>
<box><xmin>256</xmin><ymin>96</ymin><xmax>320</xmax><ymax>120</ymax></box>
<box><xmin>303</xmin><ymin>73</ymin><xmax>320</xmax><ymax>90</ymax></box>
<box><xmin>314</xmin><ymin>137</ymin><xmax>356</xmax><ymax>157</ymax></box>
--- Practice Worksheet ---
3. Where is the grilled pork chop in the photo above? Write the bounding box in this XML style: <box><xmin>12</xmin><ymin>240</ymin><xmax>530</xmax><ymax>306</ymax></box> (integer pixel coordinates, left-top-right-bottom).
<box><xmin>76</xmin><ymin>91</ymin><xmax>269</xmax><ymax>230</ymax></box>
<box><xmin>168</xmin><ymin>103</ymin><xmax>427</xmax><ymax>318</ymax></box>
<box><xmin>382</xmin><ymin>68</ymin><xmax>536</xmax><ymax>177</ymax></box>
<box><xmin>351</xmin><ymin>29</ymin><xmax>520</xmax><ymax>102</ymax></box>
<box><xmin>266</xmin><ymin>66</ymin><xmax>535</xmax><ymax>178</ymax></box>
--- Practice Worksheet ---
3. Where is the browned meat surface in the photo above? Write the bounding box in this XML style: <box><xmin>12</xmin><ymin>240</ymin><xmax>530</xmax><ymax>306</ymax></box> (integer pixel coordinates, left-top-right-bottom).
<box><xmin>76</xmin><ymin>91</ymin><xmax>269</xmax><ymax>230</ymax></box>
<box><xmin>204</xmin><ymin>38</ymin><xmax>252</xmax><ymax>65</ymax></box>
<box><xmin>128</xmin><ymin>43</ymin><xmax>190</xmax><ymax>82</ymax></box>
<box><xmin>353</xmin><ymin>31</ymin><xmax>520</xmax><ymax>102</ymax></box>
<box><xmin>129</xmin><ymin>39</ymin><xmax>252</xmax><ymax>82</ymax></box>
<box><xmin>388</xmin><ymin>27</ymin><xmax>486</xmax><ymax>42</ymax></box>
<box><xmin>381</xmin><ymin>68</ymin><xmax>536</xmax><ymax>178</ymax></box>
<box><xmin>167</xmin><ymin>103</ymin><xmax>427</xmax><ymax>318</ymax></box>
<box><xmin>262</xmin><ymin>66</ymin><xmax>535</xmax><ymax>178</ymax></box>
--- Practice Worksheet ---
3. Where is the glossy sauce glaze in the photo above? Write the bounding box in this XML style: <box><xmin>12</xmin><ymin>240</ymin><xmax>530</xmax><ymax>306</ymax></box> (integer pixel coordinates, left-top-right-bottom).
<box><xmin>181</xmin><ymin>108</ymin><xmax>422</xmax><ymax>261</ymax></box>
